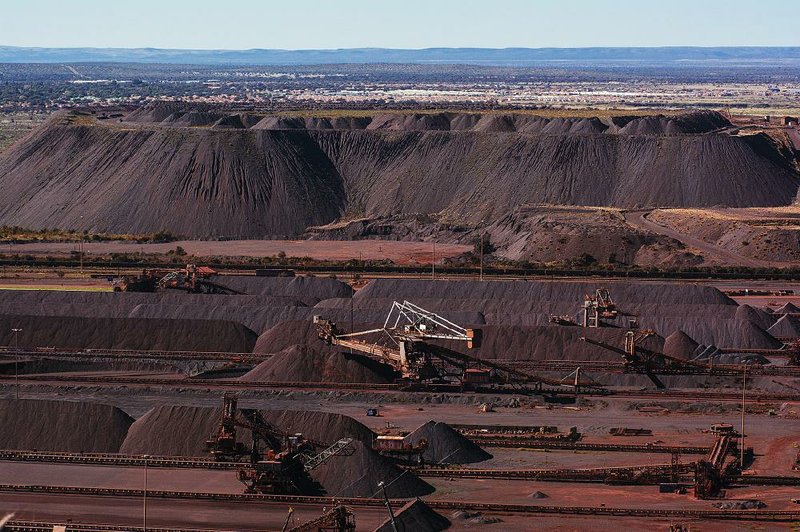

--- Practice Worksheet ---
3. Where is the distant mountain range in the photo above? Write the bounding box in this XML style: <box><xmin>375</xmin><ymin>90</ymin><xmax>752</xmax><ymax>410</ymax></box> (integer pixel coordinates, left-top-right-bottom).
<box><xmin>1</xmin><ymin>46</ymin><xmax>799</xmax><ymax>65</ymax></box>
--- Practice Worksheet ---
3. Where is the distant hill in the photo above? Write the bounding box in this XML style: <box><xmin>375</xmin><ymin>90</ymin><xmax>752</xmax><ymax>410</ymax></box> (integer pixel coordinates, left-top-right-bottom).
<box><xmin>1</xmin><ymin>46</ymin><xmax>799</xmax><ymax>65</ymax></box>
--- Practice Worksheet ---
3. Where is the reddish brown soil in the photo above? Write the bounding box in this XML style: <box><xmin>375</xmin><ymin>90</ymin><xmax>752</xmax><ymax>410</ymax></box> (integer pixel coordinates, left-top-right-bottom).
<box><xmin>1</xmin><ymin>239</ymin><xmax>470</xmax><ymax>265</ymax></box>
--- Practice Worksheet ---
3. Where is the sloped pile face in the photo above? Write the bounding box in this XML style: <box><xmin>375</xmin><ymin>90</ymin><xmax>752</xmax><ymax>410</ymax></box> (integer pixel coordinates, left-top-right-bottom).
<box><xmin>354</xmin><ymin>278</ymin><xmax>737</xmax><ymax>306</ymax></box>
<box><xmin>0</xmin><ymin>399</ymin><xmax>132</xmax><ymax>452</ymax></box>
<box><xmin>663</xmin><ymin>330</ymin><xmax>700</xmax><ymax>360</ymax></box>
<box><xmin>0</xmin><ymin>278</ymin><xmax>352</xmax><ymax>337</ymax></box>
<box><xmin>211</xmin><ymin>276</ymin><xmax>354</xmax><ymax>300</ymax></box>
<box><xmin>241</xmin><ymin>345</ymin><xmax>396</xmax><ymax>384</ymax></box>
<box><xmin>767</xmin><ymin>314</ymin><xmax>800</xmax><ymax>337</ymax></box>
<box><xmin>118</xmin><ymin>405</ymin><xmax>430</xmax><ymax>498</ymax></box>
<box><xmin>374</xmin><ymin>498</ymin><xmax>451</xmax><ymax>532</ymax></box>
<box><xmin>132</xmin><ymin>104</ymin><xmax>732</xmax><ymax>135</ymax></box>
<box><xmin>0</xmin><ymin>115</ymin><xmax>347</xmax><ymax>238</ymax></box>
<box><xmin>259</xmin><ymin>409</ymin><xmax>375</xmax><ymax>445</ymax></box>
<box><xmin>775</xmin><ymin>302</ymin><xmax>800</xmax><ymax>314</ymax></box>
<box><xmin>735</xmin><ymin>304</ymin><xmax>777</xmax><ymax>330</ymax></box>
<box><xmin>119</xmin><ymin>405</ymin><xmax>226</xmax><ymax>456</ymax></box>
<box><xmin>310</xmin><ymin>439</ymin><xmax>434</xmax><ymax>498</ymax></box>
<box><xmin>119</xmin><ymin>406</ymin><xmax>375</xmax><ymax>456</ymax></box>
<box><xmin>404</xmin><ymin>420</ymin><xmax>492</xmax><ymax>465</ymax></box>
<box><xmin>0</xmin><ymin>314</ymin><xmax>257</xmax><ymax>352</ymax></box>
<box><xmin>0</xmin><ymin>109</ymin><xmax>795</xmax><ymax>238</ymax></box>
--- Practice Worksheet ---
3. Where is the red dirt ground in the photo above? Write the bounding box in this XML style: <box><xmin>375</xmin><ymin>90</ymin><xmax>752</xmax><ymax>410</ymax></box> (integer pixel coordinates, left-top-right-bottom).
<box><xmin>0</xmin><ymin>240</ymin><xmax>471</xmax><ymax>265</ymax></box>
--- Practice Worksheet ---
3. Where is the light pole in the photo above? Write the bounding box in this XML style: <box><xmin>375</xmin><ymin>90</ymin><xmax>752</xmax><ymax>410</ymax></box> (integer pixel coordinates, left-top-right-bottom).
<box><xmin>479</xmin><ymin>230</ymin><xmax>485</xmax><ymax>282</ymax></box>
<box><xmin>431</xmin><ymin>241</ymin><xmax>436</xmax><ymax>280</ymax></box>
<box><xmin>377</xmin><ymin>481</ymin><xmax>397</xmax><ymax>532</ymax></box>
<box><xmin>143</xmin><ymin>454</ymin><xmax>149</xmax><ymax>531</ymax></box>
<box><xmin>740</xmin><ymin>365</ymin><xmax>747</xmax><ymax>469</ymax></box>
<box><xmin>11</xmin><ymin>328</ymin><xmax>21</xmax><ymax>400</ymax></box>
<box><xmin>79</xmin><ymin>215</ymin><xmax>84</xmax><ymax>275</ymax></box>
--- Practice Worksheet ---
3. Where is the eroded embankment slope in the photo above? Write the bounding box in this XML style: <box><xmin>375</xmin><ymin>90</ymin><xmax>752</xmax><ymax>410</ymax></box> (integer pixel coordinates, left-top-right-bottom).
<box><xmin>0</xmin><ymin>109</ymin><xmax>796</xmax><ymax>238</ymax></box>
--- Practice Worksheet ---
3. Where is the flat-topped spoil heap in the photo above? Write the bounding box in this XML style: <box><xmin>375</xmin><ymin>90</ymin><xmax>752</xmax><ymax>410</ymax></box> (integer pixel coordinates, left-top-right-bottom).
<box><xmin>0</xmin><ymin>399</ymin><xmax>132</xmax><ymax>452</ymax></box>
<box><xmin>0</xmin><ymin>109</ymin><xmax>796</xmax><ymax>238</ymax></box>
<box><xmin>0</xmin><ymin>314</ymin><xmax>257</xmax><ymax>352</ymax></box>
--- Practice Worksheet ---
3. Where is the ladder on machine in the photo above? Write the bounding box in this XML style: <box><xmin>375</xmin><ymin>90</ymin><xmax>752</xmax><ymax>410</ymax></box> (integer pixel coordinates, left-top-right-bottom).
<box><xmin>300</xmin><ymin>438</ymin><xmax>354</xmax><ymax>472</ymax></box>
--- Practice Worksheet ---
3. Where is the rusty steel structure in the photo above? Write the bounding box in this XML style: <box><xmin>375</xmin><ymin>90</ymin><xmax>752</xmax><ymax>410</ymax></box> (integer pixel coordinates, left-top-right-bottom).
<box><xmin>204</xmin><ymin>395</ymin><xmax>355</xmax><ymax>495</ymax></box>
<box><xmin>113</xmin><ymin>264</ymin><xmax>242</xmax><ymax>295</ymax></box>
<box><xmin>314</xmin><ymin>300</ymin><xmax>605</xmax><ymax>392</ymax></box>
<box><xmin>582</xmin><ymin>288</ymin><xmax>620</xmax><ymax>327</ymax></box>
<box><xmin>286</xmin><ymin>505</ymin><xmax>356</xmax><ymax>532</ymax></box>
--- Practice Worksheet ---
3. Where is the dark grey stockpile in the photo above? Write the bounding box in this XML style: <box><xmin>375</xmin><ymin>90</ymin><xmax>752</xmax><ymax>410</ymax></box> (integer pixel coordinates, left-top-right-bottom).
<box><xmin>354</xmin><ymin>279</ymin><xmax>735</xmax><ymax>306</ymax></box>
<box><xmin>663</xmin><ymin>330</ymin><xmax>701</xmax><ymax>360</ymax></box>
<box><xmin>0</xmin><ymin>399</ymin><xmax>132</xmax><ymax>452</ymax></box>
<box><xmin>374</xmin><ymin>498</ymin><xmax>451</xmax><ymax>532</ymax></box>
<box><xmin>210</xmin><ymin>276</ymin><xmax>354</xmax><ymax>299</ymax></box>
<box><xmin>404</xmin><ymin>421</ymin><xmax>492</xmax><ymax>465</ymax></box>
<box><xmin>119</xmin><ymin>405</ymin><xmax>227</xmax><ymax>456</ymax></box>
<box><xmin>311</xmin><ymin>439</ymin><xmax>434</xmax><ymax>498</ymax></box>
<box><xmin>767</xmin><ymin>314</ymin><xmax>800</xmax><ymax>337</ymax></box>
<box><xmin>347</xmin><ymin>279</ymin><xmax>780</xmax><ymax>350</ymax></box>
<box><xmin>775</xmin><ymin>302</ymin><xmax>800</xmax><ymax>314</ymax></box>
<box><xmin>241</xmin><ymin>345</ymin><xmax>396</xmax><ymax>384</ymax></box>
<box><xmin>119</xmin><ymin>406</ymin><xmax>377</xmax><ymax>456</ymax></box>
<box><xmin>0</xmin><ymin>314</ymin><xmax>257</xmax><ymax>352</ymax></box>
<box><xmin>118</xmin><ymin>405</ymin><xmax>431</xmax><ymax>498</ymax></box>
<box><xmin>0</xmin><ymin>276</ymin><xmax>354</xmax><ymax>335</ymax></box>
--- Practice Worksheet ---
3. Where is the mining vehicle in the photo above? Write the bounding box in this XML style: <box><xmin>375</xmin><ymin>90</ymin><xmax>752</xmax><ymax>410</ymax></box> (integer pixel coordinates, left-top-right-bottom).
<box><xmin>205</xmin><ymin>394</ymin><xmax>354</xmax><ymax>494</ymax></box>
<box><xmin>315</xmin><ymin>300</ymin><xmax>606</xmax><ymax>394</ymax></box>
<box><xmin>113</xmin><ymin>263</ymin><xmax>242</xmax><ymax>294</ymax></box>
<box><xmin>372</xmin><ymin>434</ymin><xmax>429</xmax><ymax>466</ymax></box>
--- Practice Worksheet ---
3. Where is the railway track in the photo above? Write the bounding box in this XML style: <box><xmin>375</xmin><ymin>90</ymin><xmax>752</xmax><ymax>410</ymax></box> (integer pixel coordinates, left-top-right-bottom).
<box><xmin>0</xmin><ymin>450</ymin><xmax>244</xmax><ymax>470</ymax></box>
<box><xmin>2</xmin><ymin>347</ymin><xmax>796</xmax><ymax>376</ymax></box>
<box><xmin>1</xmin><ymin>373</ymin><xmax>798</xmax><ymax>401</ymax></box>
<box><xmin>0</xmin><ymin>449</ymin><xmax>697</xmax><ymax>473</ymax></box>
<box><xmin>0</xmin><ymin>450</ymin><xmax>687</xmax><ymax>482</ymax></box>
<box><xmin>4</xmin><ymin>521</ymin><xmax>210</xmax><ymax>532</ymax></box>
<box><xmin>472</xmin><ymin>439</ymin><xmax>710</xmax><ymax>454</ymax></box>
<box><xmin>0</xmin><ymin>346</ymin><xmax>265</xmax><ymax>363</ymax></box>
<box><xmin>416</xmin><ymin>463</ymin><xmax>694</xmax><ymax>482</ymax></box>
<box><xmin>0</xmin><ymin>484</ymin><xmax>798</xmax><ymax>522</ymax></box>
<box><xmin>4</xmin><ymin>450</ymin><xmax>799</xmax><ymax>487</ymax></box>
<box><xmin>502</xmin><ymin>359</ymin><xmax>800</xmax><ymax>377</ymax></box>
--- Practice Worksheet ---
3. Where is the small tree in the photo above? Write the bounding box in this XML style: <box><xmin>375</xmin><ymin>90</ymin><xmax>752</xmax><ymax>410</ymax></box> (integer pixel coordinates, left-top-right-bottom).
<box><xmin>474</xmin><ymin>233</ymin><xmax>496</xmax><ymax>255</ymax></box>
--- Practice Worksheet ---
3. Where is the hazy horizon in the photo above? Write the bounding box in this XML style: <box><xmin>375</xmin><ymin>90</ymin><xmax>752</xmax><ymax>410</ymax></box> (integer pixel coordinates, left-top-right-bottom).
<box><xmin>3</xmin><ymin>0</ymin><xmax>799</xmax><ymax>50</ymax></box>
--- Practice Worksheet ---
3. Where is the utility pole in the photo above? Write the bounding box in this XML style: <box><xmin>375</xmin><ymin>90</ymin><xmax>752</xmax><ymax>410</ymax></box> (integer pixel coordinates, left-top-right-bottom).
<box><xmin>740</xmin><ymin>365</ymin><xmax>747</xmax><ymax>468</ymax></box>
<box><xmin>349</xmin><ymin>296</ymin><xmax>354</xmax><ymax>355</ymax></box>
<box><xmin>431</xmin><ymin>241</ymin><xmax>436</xmax><ymax>280</ymax></box>
<box><xmin>79</xmin><ymin>215</ymin><xmax>84</xmax><ymax>275</ymax></box>
<box><xmin>377</xmin><ymin>481</ymin><xmax>397</xmax><ymax>532</ymax></box>
<box><xmin>143</xmin><ymin>454</ymin><xmax>149</xmax><ymax>531</ymax></box>
<box><xmin>479</xmin><ymin>231</ymin><xmax>485</xmax><ymax>281</ymax></box>
<box><xmin>11</xmin><ymin>328</ymin><xmax>21</xmax><ymax>400</ymax></box>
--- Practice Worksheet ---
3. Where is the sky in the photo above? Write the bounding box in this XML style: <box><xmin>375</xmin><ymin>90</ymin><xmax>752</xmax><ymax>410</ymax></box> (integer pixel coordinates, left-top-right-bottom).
<box><xmin>3</xmin><ymin>0</ymin><xmax>798</xmax><ymax>50</ymax></box>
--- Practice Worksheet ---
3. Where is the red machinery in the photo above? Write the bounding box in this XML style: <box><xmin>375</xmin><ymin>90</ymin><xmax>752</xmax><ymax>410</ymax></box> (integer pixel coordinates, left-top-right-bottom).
<box><xmin>206</xmin><ymin>394</ymin><xmax>354</xmax><ymax>494</ymax></box>
<box><xmin>114</xmin><ymin>264</ymin><xmax>242</xmax><ymax>294</ymax></box>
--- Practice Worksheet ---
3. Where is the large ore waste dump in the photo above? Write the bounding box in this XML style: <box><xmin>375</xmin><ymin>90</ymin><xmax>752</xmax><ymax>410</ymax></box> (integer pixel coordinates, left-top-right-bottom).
<box><xmin>0</xmin><ymin>107</ymin><xmax>797</xmax><ymax>239</ymax></box>
<box><xmin>1</xmin><ymin>272</ymin><xmax>800</xmax><ymax>529</ymax></box>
